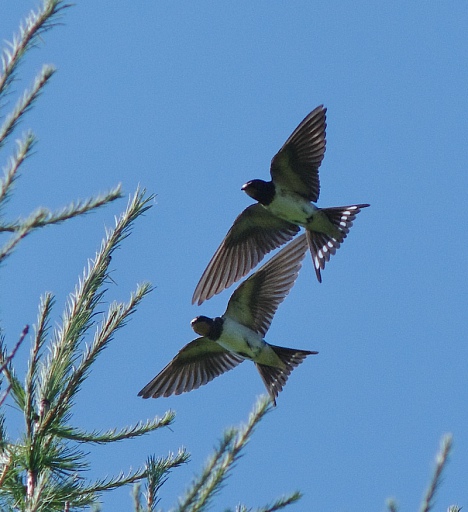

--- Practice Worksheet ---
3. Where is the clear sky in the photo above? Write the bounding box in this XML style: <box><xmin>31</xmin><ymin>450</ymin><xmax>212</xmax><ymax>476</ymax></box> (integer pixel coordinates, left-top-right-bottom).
<box><xmin>1</xmin><ymin>1</ymin><xmax>467</xmax><ymax>510</ymax></box>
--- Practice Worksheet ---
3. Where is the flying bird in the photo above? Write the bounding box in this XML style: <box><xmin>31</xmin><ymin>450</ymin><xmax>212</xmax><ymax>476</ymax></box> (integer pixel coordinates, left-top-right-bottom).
<box><xmin>192</xmin><ymin>105</ymin><xmax>369</xmax><ymax>305</ymax></box>
<box><xmin>139</xmin><ymin>234</ymin><xmax>317</xmax><ymax>405</ymax></box>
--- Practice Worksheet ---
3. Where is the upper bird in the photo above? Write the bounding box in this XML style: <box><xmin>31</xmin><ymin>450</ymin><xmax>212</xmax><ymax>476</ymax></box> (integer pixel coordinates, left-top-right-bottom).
<box><xmin>139</xmin><ymin>234</ymin><xmax>317</xmax><ymax>405</ymax></box>
<box><xmin>192</xmin><ymin>105</ymin><xmax>370</xmax><ymax>305</ymax></box>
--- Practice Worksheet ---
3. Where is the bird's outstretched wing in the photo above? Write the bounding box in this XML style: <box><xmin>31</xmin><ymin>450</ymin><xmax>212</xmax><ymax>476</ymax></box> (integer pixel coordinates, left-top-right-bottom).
<box><xmin>225</xmin><ymin>234</ymin><xmax>308</xmax><ymax>336</ymax></box>
<box><xmin>192</xmin><ymin>204</ymin><xmax>299</xmax><ymax>305</ymax></box>
<box><xmin>138</xmin><ymin>338</ymin><xmax>244</xmax><ymax>398</ymax></box>
<box><xmin>270</xmin><ymin>105</ymin><xmax>327</xmax><ymax>202</ymax></box>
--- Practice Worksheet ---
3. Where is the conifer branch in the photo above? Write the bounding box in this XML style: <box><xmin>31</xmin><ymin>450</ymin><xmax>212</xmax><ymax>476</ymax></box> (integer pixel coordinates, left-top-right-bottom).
<box><xmin>0</xmin><ymin>325</ymin><xmax>28</xmax><ymax>376</ymax></box>
<box><xmin>0</xmin><ymin>188</ymin><xmax>161</xmax><ymax>510</ymax></box>
<box><xmin>0</xmin><ymin>132</ymin><xmax>35</xmax><ymax>207</ymax></box>
<box><xmin>0</xmin><ymin>184</ymin><xmax>123</xmax><ymax>233</ymax></box>
<box><xmin>419</xmin><ymin>434</ymin><xmax>453</xmax><ymax>512</ymax></box>
<box><xmin>233</xmin><ymin>492</ymin><xmax>302</xmax><ymax>512</ymax></box>
<box><xmin>136</xmin><ymin>450</ymin><xmax>191</xmax><ymax>511</ymax></box>
<box><xmin>0</xmin><ymin>0</ymin><xmax>69</xmax><ymax>100</ymax></box>
<box><xmin>177</xmin><ymin>430</ymin><xmax>236</xmax><ymax>512</ymax></box>
<box><xmin>57</xmin><ymin>412</ymin><xmax>175</xmax><ymax>444</ymax></box>
<box><xmin>0</xmin><ymin>330</ymin><xmax>26</xmax><ymax>406</ymax></box>
<box><xmin>80</xmin><ymin>450</ymin><xmax>190</xmax><ymax>499</ymax></box>
<box><xmin>0</xmin><ymin>185</ymin><xmax>123</xmax><ymax>264</ymax></box>
<box><xmin>176</xmin><ymin>396</ymin><xmax>273</xmax><ymax>512</ymax></box>
<box><xmin>386</xmin><ymin>498</ymin><xmax>398</xmax><ymax>512</ymax></box>
<box><xmin>252</xmin><ymin>492</ymin><xmax>303</xmax><ymax>512</ymax></box>
<box><xmin>34</xmin><ymin>189</ymin><xmax>153</xmax><ymax>437</ymax></box>
<box><xmin>0</xmin><ymin>325</ymin><xmax>28</xmax><ymax>407</ymax></box>
<box><xmin>25</xmin><ymin>293</ymin><xmax>55</xmax><ymax>438</ymax></box>
<box><xmin>0</xmin><ymin>65</ymin><xmax>55</xmax><ymax>148</ymax></box>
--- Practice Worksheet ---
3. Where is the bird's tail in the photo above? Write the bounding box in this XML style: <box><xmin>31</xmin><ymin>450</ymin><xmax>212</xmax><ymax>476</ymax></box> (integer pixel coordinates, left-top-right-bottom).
<box><xmin>255</xmin><ymin>345</ymin><xmax>317</xmax><ymax>406</ymax></box>
<box><xmin>306</xmin><ymin>203</ymin><xmax>369</xmax><ymax>282</ymax></box>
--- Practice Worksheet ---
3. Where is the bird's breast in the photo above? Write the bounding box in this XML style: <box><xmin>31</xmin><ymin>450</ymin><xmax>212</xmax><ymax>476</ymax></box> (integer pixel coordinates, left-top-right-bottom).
<box><xmin>218</xmin><ymin>317</ymin><xmax>285</xmax><ymax>367</ymax></box>
<box><xmin>217</xmin><ymin>317</ymin><xmax>265</xmax><ymax>360</ymax></box>
<box><xmin>267</xmin><ymin>190</ymin><xmax>317</xmax><ymax>226</ymax></box>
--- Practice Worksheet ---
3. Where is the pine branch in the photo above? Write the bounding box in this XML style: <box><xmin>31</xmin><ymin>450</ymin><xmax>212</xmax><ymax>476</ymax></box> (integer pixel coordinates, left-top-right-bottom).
<box><xmin>80</xmin><ymin>450</ymin><xmax>190</xmax><ymax>499</ymax></box>
<box><xmin>140</xmin><ymin>450</ymin><xmax>190</xmax><ymax>512</ymax></box>
<box><xmin>0</xmin><ymin>188</ymin><xmax>160</xmax><ymax>510</ymax></box>
<box><xmin>176</xmin><ymin>396</ymin><xmax>273</xmax><ymax>512</ymax></box>
<box><xmin>56</xmin><ymin>412</ymin><xmax>175</xmax><ymax>444</ymax></box>
<box><xmin>176</xmin><ymin>430</ymin><xmax>236</xmax><ymax>512</ymax></box>
<box><xmin>25</xmin><ymin>293</ymin><xmax>55</xmax><ymax>439</ymax></box>
<box><xmin>231</xmin><ymin>492</ymin><xmax>302</xmax><ymax>512</ymax></box>
<box><xmin>0</xmin><ymin>324</ymin><xmax>28</xmax><ymax>376</ymax></box>
<box><xmin>0</xmin><ymin>132</ymin><xmax>35</xmax><ymax>209</ymax></box>
<box><xmin>0</xmin><ymin>324</ymin><xmax>28</xmax><ymax>407</ymax></box>
<box><xmin>419</xmin><ymin>434</ymin><xmax>453</xmax><ymax>512</ymax></box>
<box><xmin>34</xmin><ymin>189</ymin><xmax>153</xmax><ymax>436</ymax></box>
<box><xmin>0</xmin><ymin>65</ymin><xmax>55</xmax><ymax>148</ymax></box>
<box><xmin>386</xmin><ymin>498</ymin><xmax>398</xmax><ymax>512</ymax></box>
<box><xmin>41</xmin><ymin>282</ymin><xmax>153</xmax><ymax>435</ymax></box>
<box><xmin>0</xmin><ymin>328</ymin><xmax>28</xmax><ymax>407</ymax></box>
<box><xmin>252</xmin><ymin>492</ymin><xmax>302</xmax><ymax>512</ymax></box>
<box><xmin>0</xmin><ymin>185</ymin><xmax>123</xmax><ymax>264</ymax></box>
<box><xmin>0</xmin><ymin>0</ymin><xmax>70</xmax><ymax>101</ymax></box>
<box><xmin>0</xmin><ymin>184</ymin><xmax>123</xmax><ymax>233</ymax></box>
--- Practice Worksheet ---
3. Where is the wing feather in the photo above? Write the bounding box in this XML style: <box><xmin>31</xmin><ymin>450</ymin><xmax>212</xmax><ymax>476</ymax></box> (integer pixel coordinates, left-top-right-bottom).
<box><xmin>192</xmin><ymin>204</ymin><xmax>299</xmax><ymax>305</ymax></box>
<box><xmin>225</xmin><ymin>234</ymin><xmax>308</xmax><ymax>336</ymax></box>
<box><xmin>270</xmin><ymin>105</ymin><xmax>327</xmax><ymax>202</ymax></box>
<box><xmin>138</xmin><ymin>338</ymin><xmax>244</xmax><ymax>399</ymax></box>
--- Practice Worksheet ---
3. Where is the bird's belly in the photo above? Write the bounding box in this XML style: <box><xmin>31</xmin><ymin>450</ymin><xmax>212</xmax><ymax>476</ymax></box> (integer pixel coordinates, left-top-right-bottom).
<box><xmin>218</xmin><ymin>318</ymin><xmax>285</xmax><ymax>367</ymax></box>
<box><xmin>267</xmin><ymin>193</ymin><xmax>316</xmax><ymax>226</ymax></box>
<box><xmin>218</xmin><ymin>318</ymin><xmax>266</xmax><ymax>359</ymax></box>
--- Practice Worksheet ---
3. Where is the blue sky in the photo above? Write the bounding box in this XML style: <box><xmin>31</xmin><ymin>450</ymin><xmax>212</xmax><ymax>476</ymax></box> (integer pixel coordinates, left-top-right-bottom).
<box><xmin>1</xmin><ymin>1</ymin><xmax>468</xmax><ymax>510</ymax></box>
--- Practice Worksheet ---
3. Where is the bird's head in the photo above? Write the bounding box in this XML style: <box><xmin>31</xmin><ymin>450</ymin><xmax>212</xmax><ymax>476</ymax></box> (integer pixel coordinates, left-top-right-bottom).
<box><xmin>241</xmin><ymin>179</ymin><xmax>275</xmax><ymax>205</ymax></box>
<box><xmin>190</xmin><ymin>316</ymin><xmax>214</xmax><ymax>337</ymax></box>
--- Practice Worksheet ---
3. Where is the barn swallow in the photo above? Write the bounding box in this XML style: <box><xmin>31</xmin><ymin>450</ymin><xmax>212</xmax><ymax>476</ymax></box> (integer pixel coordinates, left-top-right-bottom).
<box><xmin>139</xmin><ymin>234</ymin><xmax>317</xmax><ymax>405</ymax></box>
<box><xmin>192</xmin><ymin>105</ymin><xmax>369</xmax><ymax>305</ymax></box>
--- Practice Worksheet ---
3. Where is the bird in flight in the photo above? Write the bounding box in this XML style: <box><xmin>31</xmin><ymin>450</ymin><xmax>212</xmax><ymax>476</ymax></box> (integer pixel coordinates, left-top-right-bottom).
<box><xmin>139</xmin><ymin>234</ymin><xmax>317</xmax><ymax>405</ymax></box>
<box><xmin>192</xmin><ymin>105</ymin><xmax>369</xmax><ymax>305</ymax></box>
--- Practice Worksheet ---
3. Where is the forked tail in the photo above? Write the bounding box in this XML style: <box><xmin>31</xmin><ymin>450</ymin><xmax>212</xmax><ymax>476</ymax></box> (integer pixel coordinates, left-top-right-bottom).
<box><xmin>255</xmin><ymin>345</ymin><xmax>317</xmax><ymax>406</ymax></box>
<box><xmin>307</xmin><ymin>203</ymin><xmax>369</xmax><ymax>282</ymax></box>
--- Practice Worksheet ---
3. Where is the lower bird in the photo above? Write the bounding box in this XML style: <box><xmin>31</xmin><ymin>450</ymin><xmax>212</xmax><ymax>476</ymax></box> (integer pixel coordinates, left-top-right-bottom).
<box><xmin>139</xmin><ymin>234</ymin><xmax>317</xmax><ymax>405</ymax></box>
<box><xmin>192</xmin><ymin>105</ymin><xmax>369</xmax><ymax>305</ymax></box>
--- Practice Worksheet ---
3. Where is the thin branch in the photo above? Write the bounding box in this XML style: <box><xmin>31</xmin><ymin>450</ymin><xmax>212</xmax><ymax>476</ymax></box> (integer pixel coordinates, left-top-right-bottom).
<box><xmin>144</xmin><ymin>451</ymin><xmax>190</xmax><ymax>511</ymax></box>
<box><xmin>0</xmin><ymin>0</ymin><xmax>69</xmax><ymax>99</ymax></box>
<box><xmin>253</xmin><ymin>492</ymin><xmax>302</xmax><ymax>512</ymax></box>
<box><xmin>177</xmin><ymin>430</ymin><xmax>236</xmax><ymax>512</ymax></box>
<box><xmin>0</xmin><ymin>184</ymin><xmax>123</xmax><ymax>233</ymax></box>
<box><xmin>177</xmin><ymin>396</ymin><xmax>272</xmax><ymax>512</ymax></box>
<box><xmin>25</xmin><ymin>293</ymin><xmax>55</xmax><ymax>438</ymax></box>
<box><xmin>0</xmin><ymin>66</ymin><xmax>55</xmax><ymax>148</ymax></box>
<box><xmin>0</xmin><ymin>185</ymin><xmax>122</xmax><ymax>264</ymax></box>
<box><xmin>0</xmin><ymin>324</ymin><xmax>28</xmax><ymax>374</ymax></box>
<box><xmin>386</xmin><ymin>498</ymin><xmax>398</xmax><ymax>512</ymax></box>
<box><xmin>0</xmin><ymin>325</ymin><xmax>29</xmax><ymax>406</ymax></box>
<box><xmin>0</xmin><ymin>384</ymin><xmax>12</xmax><ymax>407</ymax></box>
<box><xmin>419</xmin><ymin>434</ymin><xmax>453</xmax><ymax>512</ymax></box>
<box><xmin>56</xmin><ymin>412</ymin><xmax>175</xmax><ymax>444</ymax></box>
<box><xmin>35</xmin><ymin>189</ymin><xmax>153</xmax><ymax>435</ymax></box>
<box><xmin>75</xmin><ymin>451</ymin><xmax>188</xmax><ymax>499</ymax></box>
<box><xmin>0</xmin><ymin>132</ymin><xmax>35</xmax><ymax>208</ymax></box>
